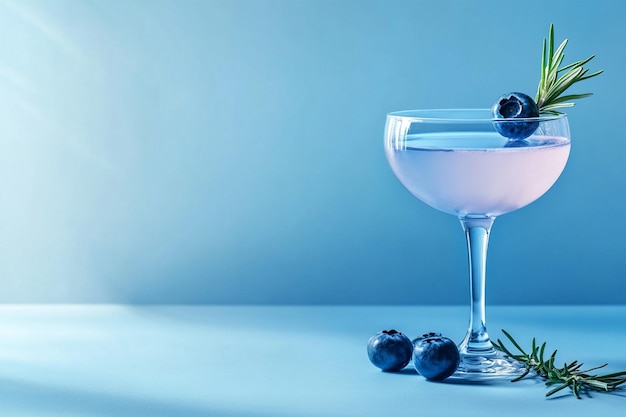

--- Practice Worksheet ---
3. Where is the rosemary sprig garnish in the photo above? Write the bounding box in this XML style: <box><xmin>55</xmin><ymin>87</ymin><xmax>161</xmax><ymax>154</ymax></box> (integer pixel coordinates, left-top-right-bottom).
<box><xmin>535</xmin><ymin>24</ymin><xmax>603</xmax><ymax>114</ymax></box>
<box><xmin>493</xmin><ymin>329</ymin><xmax>626</xmax><ymax>399</ymax></box>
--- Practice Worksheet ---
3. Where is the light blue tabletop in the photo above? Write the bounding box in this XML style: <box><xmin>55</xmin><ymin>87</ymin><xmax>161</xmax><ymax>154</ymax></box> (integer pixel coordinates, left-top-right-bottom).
<box><xmin>0</xmin><ymin>305</ymin><xmax>624</xmax><ymax>416</ymax></box>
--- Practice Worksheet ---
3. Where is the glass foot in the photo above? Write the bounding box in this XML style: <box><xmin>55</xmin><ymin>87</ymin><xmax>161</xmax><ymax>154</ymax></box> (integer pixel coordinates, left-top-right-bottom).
<box><xmin>449</xmin><ymin>351</ymin><xmax>526</xmax><ymax>382</ymax></box>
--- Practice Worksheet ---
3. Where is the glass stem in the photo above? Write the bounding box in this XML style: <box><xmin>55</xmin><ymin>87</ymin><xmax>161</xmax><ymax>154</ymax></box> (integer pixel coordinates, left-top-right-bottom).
<box><xmin>459</xmin><ymin>216</ymin><xmax>496</xmax><ymax>356</ymax></box>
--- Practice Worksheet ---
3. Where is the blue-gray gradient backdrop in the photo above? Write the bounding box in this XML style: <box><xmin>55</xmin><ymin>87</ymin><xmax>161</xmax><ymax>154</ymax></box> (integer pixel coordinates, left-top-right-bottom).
<box><xmin>0</xmin><ymin>0</ymin><xmax>624</xmax><ymax>304</ymax></box>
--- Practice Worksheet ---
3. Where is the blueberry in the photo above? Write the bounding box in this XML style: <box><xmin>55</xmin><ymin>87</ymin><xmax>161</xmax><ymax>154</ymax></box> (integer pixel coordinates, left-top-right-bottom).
<box><xmin>412</xmin><ymin>336</ymin><xmax>460</xmax><ymax>381</ymax></box>
<box><xmin>367</xmin><ymin>329</ymin><xmax>413</xmax><ymax>372</ymax></box>
<box><xmin>492</xmin><ymin>92</ymin><xmax>540</xmax><ymax>140</ymax></box>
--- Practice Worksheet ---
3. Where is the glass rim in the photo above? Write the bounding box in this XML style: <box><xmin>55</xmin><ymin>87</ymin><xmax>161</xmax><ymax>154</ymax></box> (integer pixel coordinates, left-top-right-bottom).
<box><xmin>387</xmin><ymin>108</ymin><xmax>568</xmax><ymax>123</ymax></box>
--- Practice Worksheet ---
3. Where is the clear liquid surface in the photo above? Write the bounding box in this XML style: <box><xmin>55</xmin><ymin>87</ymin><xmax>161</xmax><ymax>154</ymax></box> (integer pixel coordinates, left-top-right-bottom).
<box><xmin>385</xmin><ymin>132</ymin><xmax>570</xmax><ymax>217</ymax></box>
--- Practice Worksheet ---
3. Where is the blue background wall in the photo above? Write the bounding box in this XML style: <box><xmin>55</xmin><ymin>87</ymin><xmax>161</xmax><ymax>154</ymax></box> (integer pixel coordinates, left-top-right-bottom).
<box><xmin>0</xmin><ymin>0</ymin><xmax>624</xmax><ymax>304</ymax></box>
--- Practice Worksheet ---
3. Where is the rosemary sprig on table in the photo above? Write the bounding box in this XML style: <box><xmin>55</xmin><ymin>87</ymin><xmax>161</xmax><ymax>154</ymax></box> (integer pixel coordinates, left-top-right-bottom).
<box><xmin>493</xmin><ymin>329</ymin><xmax>626</xmax><ymax>399</ymax></box>
<box><xmin>535</xmin><ymin>24</ymin><xmax>603</xmax><ymax>114</ymax></box>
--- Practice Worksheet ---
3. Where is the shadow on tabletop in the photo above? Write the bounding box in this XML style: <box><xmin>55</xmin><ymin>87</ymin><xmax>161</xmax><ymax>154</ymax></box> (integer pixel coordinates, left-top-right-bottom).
<box><xmin>387</xmin><ymin>365</ymin><xmax>540</xmax><ymax>386</ymax></box>
<box><xmin>544</xmin><ymin>386</ymin><xmax>626</xmax><ymax>401</ymax></box>
<box><xmin>437</xmin><ymin>374</ymin><xmax>542</xmax><ymax>387</ymax></box>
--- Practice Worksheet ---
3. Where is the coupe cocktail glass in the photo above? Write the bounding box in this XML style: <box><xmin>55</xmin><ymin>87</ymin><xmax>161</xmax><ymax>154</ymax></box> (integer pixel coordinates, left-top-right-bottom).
<box><xmin>384</xmin><ymin>109</ymin><xmax>570</xmax><ymax>380</ymax></box>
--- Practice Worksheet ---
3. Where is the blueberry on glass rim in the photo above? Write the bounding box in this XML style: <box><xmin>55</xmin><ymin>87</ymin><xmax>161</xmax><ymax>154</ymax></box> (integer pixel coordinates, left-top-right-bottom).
<box><xmin>491</xmin><ymin>92</ymin><xmax>540</xmax><ymax>140</ymax></box>
<box><xmin>367</xmin><ymin>329</ymin><xmax>413</xmax><ymax>372</ymax></box>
